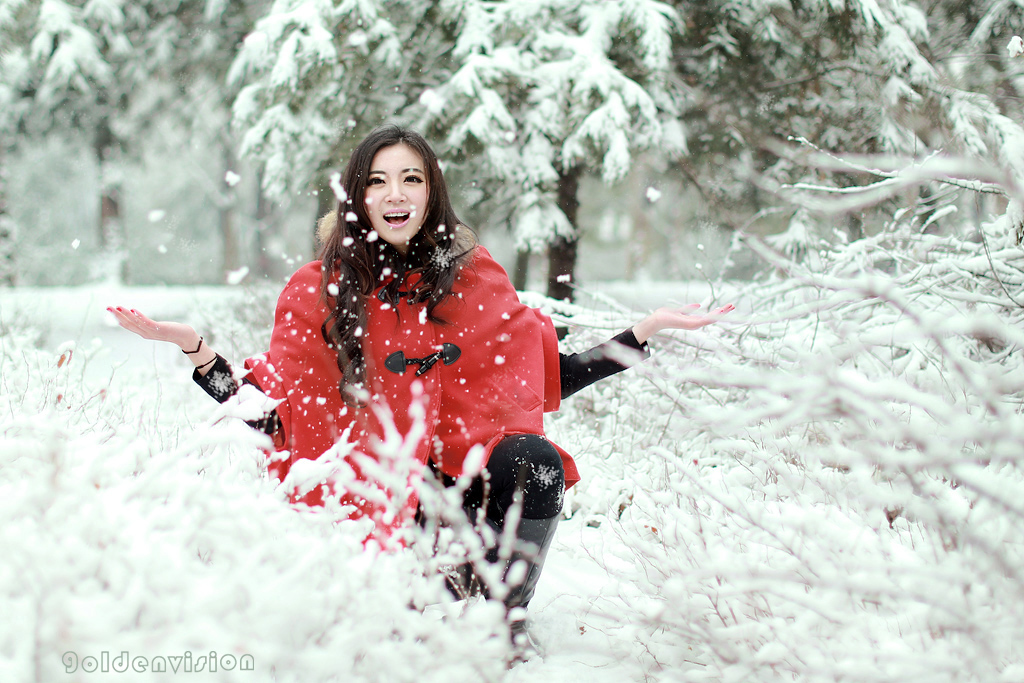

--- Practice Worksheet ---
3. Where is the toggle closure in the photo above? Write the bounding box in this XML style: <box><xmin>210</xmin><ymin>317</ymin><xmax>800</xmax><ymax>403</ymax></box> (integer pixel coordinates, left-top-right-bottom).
<box><xmin>384</xmin><ymin>343</ymin><xmax>462</xmax><ymax>376</ymax></box>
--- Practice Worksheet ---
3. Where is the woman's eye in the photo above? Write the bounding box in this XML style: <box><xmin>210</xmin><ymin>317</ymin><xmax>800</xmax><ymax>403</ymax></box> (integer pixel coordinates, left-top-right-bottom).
<box><xmin>367</xmin><ymin>177</ymin><xmax>384</xmax><ymax>185</ymax></box>
<box><xmin>406</xmin><ymin>176</ymin><xmax>424</xmax><ymax>184</ymax></box>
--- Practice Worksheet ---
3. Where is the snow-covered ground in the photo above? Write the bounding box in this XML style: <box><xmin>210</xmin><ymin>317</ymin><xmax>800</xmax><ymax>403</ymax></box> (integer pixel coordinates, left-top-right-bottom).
<box><xmin>4</xmin><ymin>227</ymin><xmax>1024</xmax><ymax>682</ymax></box>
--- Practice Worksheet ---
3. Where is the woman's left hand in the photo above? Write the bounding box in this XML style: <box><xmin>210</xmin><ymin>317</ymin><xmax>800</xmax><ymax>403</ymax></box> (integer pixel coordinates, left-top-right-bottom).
<box><xmin>632</xmin><ymin>303</ymin><xmax>735</xmax><ymax>344</ymax></box>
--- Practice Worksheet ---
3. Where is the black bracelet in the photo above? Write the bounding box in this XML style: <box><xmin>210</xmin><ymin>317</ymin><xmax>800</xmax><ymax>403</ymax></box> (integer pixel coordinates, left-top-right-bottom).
<box><xmin>195</xmin><ymin>356</ymin><xmax>217</xmax><ymax>370</ymax></box>
<box><xmin>183</xmin><ymin>337</ymin><xmax>204</xmax><ymax>355</ymax></box>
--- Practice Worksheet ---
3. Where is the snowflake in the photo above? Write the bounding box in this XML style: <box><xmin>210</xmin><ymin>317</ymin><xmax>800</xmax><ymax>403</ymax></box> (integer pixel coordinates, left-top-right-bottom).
<box><xmin>532</xmin><ymin>463</ymin><xmax>559</xmax><ymax>489</ymax></box>
<box><xmin>432</xmin><ymin>248</ymin><xmax>454</xmax><ymax>269</ymax></box>
<box><xmin>207</xmin><ymin>370</ymin><xmax>237</xmax><ymax>399</ymax></box>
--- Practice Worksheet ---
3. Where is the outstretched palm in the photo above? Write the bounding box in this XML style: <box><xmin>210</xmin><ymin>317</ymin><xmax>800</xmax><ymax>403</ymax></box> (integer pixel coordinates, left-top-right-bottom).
<box><xmin>107</xmin><ymin>307</ymin><xmax>197</xmax><ymax>348</ymax></box>
<box><xmin>652</xmin><ymin>303</ymin><xmax>735</xmax><ymax>331</ymax></box>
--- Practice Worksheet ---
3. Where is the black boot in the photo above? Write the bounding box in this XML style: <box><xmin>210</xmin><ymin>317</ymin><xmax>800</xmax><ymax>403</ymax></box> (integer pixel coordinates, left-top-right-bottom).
<box><xmin>441</xmin><ymin>561</ymin><xmax>482</xmax><ymax>601</ymax></box>
<box><xmin>485</xmin><ymin>513</ymin><xmax>560</xmax><ymax>660</ymax></box>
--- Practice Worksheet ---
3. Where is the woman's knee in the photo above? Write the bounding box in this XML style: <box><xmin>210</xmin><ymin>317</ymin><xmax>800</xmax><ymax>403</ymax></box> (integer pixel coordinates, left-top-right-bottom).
<box><xmin>488</xmin><ymin>434</ymin><xmax>565</xmax><ymax>520</ymax></box>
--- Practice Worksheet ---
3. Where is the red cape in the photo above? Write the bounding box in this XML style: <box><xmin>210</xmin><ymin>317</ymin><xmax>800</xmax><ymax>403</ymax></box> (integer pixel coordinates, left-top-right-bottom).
<box><xmin>245</xmin><ymin>247</ymin><xmax>578</xmax><ymax>541</ymax></box>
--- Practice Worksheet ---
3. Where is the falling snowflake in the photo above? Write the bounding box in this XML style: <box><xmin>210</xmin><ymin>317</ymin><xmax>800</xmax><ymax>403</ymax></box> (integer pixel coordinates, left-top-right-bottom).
<box><xmin>207</xmin><ymin>370</ymin><xmax>237</xmax><ymax>399</ymax></box>
<box><xmin>329</xmin><ymin>172</ymin><xmax>347</xmax><ymax>202</ymax></box>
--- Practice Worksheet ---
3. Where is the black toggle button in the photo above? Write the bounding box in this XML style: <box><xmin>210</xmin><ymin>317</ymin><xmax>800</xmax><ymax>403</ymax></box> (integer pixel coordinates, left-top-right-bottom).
<box><xmin>384</xmin><ymin>343</ymin><xmax>461</xmax><ymax>376</ymax></box>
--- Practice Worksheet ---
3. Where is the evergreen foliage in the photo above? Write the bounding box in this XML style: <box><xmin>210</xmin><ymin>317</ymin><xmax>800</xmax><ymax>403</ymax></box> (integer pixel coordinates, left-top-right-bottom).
<box><xmin>416</xmin><ymin>0</ymin><xmax>684</xmax><ymax>299</ymax></box>
<box><xmin>0</xmin><ymin>0</ymin><xmax>267</xmax><ymax>283</ymax></box>
<box><xmin>665</xmin><ymin>0</ymin><xmax>1024</xmax><ymax>251</ymax></box>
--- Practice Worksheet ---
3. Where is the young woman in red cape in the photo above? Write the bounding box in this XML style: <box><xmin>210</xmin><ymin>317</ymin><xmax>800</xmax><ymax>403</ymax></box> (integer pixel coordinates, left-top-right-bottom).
<box><xmin>110</xmin><ymin>125</ymin><xmax>733</xmax><ymax>656</ymax></box>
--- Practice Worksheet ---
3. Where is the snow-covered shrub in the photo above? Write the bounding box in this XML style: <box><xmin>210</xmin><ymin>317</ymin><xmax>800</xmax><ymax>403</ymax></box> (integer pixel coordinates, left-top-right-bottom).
<box><xmin>192</xmin><ymin>282</ymin><xmax>279</xmax><ymax>360</ymax></box>
<box><xmin>0</xmin><ymin>328</ymin><xmax>510</xmax><ymax>682</ymax></box>
<box><xmin>549</xmin><ymin>215</ymin><xmax>1024</xmax><ymax>681</ymax></box>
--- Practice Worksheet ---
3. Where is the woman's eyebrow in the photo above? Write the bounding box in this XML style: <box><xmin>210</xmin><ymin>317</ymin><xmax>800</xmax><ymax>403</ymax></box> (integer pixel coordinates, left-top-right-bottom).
<box><xmin>368</xmin><ymin>167</ymin><xmax>424</xmax><ymax>175</ymax></box>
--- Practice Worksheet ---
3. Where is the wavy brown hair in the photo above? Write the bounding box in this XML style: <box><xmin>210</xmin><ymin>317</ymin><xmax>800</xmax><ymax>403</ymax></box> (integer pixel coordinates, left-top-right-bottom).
<box><xmin>317</xmin><ymin>125</ymin><xmax>476</xmax><ymax>402</ymax></box>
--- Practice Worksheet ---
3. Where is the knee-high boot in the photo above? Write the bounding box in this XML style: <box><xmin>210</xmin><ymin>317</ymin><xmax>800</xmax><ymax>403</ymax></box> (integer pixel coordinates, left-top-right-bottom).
<box><xmin>442</xmin><ymin>512</ymin><xmax>559</xmax><ymax>609</ymax></box>
<box><xmin>497</xmin><ymin>514</ymin><xmax>559</xmax><ymax>611</ymax></box>
<box><xmin>485</xmin><ymin>512</ymin><xmax>560</xmax><ymax>653</ymax></box>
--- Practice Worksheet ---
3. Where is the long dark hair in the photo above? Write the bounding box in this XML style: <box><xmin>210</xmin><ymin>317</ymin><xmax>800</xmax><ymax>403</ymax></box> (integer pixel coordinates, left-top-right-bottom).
<box><xmin>317</xmin><ymin>125</ymin><xmax>475</xmax><ymax>402</ymax></box>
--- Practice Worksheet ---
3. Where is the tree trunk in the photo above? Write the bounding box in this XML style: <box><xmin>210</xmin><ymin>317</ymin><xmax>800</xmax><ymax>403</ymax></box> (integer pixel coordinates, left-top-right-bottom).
<box><xmin>98</xmin><ymin>183</ymin><xmax>126</xmax><ymax>283</ymax></box>
<box><xmin>0</xmin><ymin>147</ymin><xmax>14</xmax><ymax>286</ymax></box>
<box><xmin>220</xmin><ymin>144</ymin><xmax>239</xmax><ymax>277</ymax></box>
<box><xmin>627</xmin><ymin>164</ymin><xmax>649</xmax><ymax>281</ymax></box>
<box><xmin>254</xmin><ymin>166</ymin><xmax>273</xmax><ymax>278</ymax></box>
<box><xmin>547</xmin><ymin>166</ymin><xmax>582</xmax><ymax>302</ymax></box>
<box><xmin>512</xmin><ymin>247</ymin><xmax>529</xmax><ymax>291</ymax></box>
<box><xmin>99</xmin><ymin>190</ymin><xmax>120</xmax><ymax>247</ymax></box>
<box><xmin>94</xmin><ymin>121</ymin><xmax>127</xmax><ymax>284</ymax></box>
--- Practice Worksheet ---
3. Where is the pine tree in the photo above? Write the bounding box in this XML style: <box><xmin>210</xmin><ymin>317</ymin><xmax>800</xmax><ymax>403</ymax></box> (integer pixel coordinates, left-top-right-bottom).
<box><xmin>228</xmin><ymin>0</ymin><xmax>455</xmax><ymax>245</ymax></box>
<box><xmin>418</xmin><ymin>0</ymin><xmax>685</xmax><ymax>300</ymax></box>
<box><xmin>665</xmin><ymin>0</ymin><xmax>1024</xmax><ymax>247</ymax></box>
<box><xmin>1</xmin><ymin>0</ymin><xmax>267</xmax><ymax>283</ymax></box>
<box><xmin>2</xmin><ymin>0</ymin><xmax>136</xmax><ymax>281</ymax></box>
<box><xmin>129</xmin><ymin>0</ymin><xmax>271</xmax><ymax>278</ymax></box>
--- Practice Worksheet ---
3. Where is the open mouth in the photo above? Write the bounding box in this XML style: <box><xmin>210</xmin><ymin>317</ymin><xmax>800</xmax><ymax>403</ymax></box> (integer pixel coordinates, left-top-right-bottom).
<box><xmin>384</xmin><ymin>211</ymin><xmax>410</xmax><ymax>226</ymax></box>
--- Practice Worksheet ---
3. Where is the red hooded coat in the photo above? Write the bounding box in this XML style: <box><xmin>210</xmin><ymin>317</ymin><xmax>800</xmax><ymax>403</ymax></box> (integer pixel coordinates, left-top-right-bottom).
<box><xmin>244</xmin><ymin>246</ymin><xmax>578</xmax><ymax>541</ymax></box>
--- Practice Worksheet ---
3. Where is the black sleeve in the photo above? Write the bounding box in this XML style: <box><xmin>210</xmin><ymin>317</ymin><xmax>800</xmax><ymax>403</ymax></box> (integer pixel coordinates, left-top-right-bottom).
<box><xmin>559</xmin><ymin>329</ymin><xmax>651</xmax><ymax>400</ymax></box>
<box><xmin>193</xmin><ymin>355</ymin><xmax>281</xmax><ymax>436</ymax></box>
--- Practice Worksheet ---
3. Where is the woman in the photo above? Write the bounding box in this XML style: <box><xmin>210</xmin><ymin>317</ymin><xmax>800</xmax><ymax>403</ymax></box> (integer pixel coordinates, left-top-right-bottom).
<box><xmin>110</xmin><ymin>125</ymin><xmax>732</xmax><ymax>653</ymax></box>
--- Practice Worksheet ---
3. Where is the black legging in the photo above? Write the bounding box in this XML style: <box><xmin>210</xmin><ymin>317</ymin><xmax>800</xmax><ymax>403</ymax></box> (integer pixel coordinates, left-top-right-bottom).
<box><xmin>432</xmin><ymin>434</ymin><xmax>565</xmax><ymax>527</ymax></box>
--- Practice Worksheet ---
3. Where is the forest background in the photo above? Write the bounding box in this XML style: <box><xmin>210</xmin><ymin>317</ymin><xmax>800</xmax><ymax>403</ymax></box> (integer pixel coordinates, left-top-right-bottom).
<box><xmin>4</xmin><ymin>0</ymin><xmax>1022</xmax><ymax>295</ymax></box>
<box><xmin>5</xmin><ymin>1</ymin><xmax>1024</xmax><ymax>682</ymax></box>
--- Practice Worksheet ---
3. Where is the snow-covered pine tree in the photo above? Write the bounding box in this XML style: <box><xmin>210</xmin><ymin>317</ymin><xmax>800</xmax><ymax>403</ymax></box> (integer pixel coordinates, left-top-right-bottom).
<box><xmin>925</xmin><ymin>0</ymin><xmax>1024</xmax><ymax>238</ymax></box>
<box><xmin>667</xmin><ymin>0</ymin><xmax>1024</xmax><ymax>247</ymax></box>
<box><xmin>417</xmin><ymin>0</ymin><xmax>686</xmax><ymax>301</ymax></box>
<box><xmin>228</xmin><ymin>0</ymin><xmax>454</xmax><ymax>243</ymax></box>
<box><xmin>2</xmin><ymin>0</ymin><xmax>138</xmax><ymax>283</ymax></box>
<box><xmin>125</xmin><ymin>0</ymin><xmax>271</xmax><ymax>279</ymax></box>
<box><xmin>2</xmin><ymin>0</ymin><xmax>268</xmax><ymax>284</ymax></box>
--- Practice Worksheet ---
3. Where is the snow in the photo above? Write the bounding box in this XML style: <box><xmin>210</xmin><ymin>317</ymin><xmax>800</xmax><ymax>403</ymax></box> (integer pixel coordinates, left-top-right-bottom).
<box><xmin>1008</xmin><ymin>36</ymin><xmax>1024</xmax><ymax>59</ymax></box>
<box><xmin>4</xmin><ymin>222</ymin><xmax>1024</xmax><ymax>681</ymax></box>
<box><xmin>225</xmin><ymin>266</ymin><xmax>249</xmax><ymax>285</ymax></box>
<box><xmin>418</xmin><ymin>88</ymin><xmax>445</xmax><ymax>115</ymax></box>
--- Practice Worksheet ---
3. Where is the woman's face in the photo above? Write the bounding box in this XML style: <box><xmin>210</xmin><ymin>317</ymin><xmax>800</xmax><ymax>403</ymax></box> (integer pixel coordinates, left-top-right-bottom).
<box><xmin>363</xmin><ymin>143</ymin><xmax>429</xmax><ymax>256</ymax></box>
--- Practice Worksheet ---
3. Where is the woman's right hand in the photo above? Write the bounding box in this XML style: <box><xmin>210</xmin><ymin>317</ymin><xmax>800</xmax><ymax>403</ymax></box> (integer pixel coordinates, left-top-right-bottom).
<box><xmin>106</xmin><ymin>307</ymin><xmax>201</xmax><ymax>351</ymax></box>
